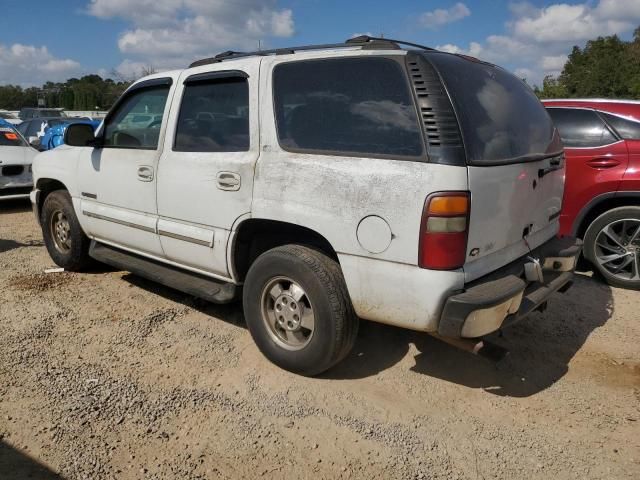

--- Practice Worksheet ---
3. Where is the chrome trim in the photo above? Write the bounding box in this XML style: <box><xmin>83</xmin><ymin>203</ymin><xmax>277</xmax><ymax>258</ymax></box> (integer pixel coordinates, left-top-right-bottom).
<box><xmin>158</xmin><ymin>229</ymin><xmax>212</xmax><ymax>247</ymax></box>
<box><xmin>82</xmin><ymin>211</ymin><xmax>155</xmax><ymax>233</ymax></box>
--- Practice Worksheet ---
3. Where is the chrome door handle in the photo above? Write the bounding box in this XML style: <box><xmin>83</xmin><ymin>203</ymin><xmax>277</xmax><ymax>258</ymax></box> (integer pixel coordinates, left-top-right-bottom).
<box><xmin>217</xmin><ymin>171</ymin><xmax>241</xmax><ymax>191</ymax></box>
<box><xmin>137</xmin><ymin>166</ymin><xmax>154</xmax><ymax>182</ymax></box>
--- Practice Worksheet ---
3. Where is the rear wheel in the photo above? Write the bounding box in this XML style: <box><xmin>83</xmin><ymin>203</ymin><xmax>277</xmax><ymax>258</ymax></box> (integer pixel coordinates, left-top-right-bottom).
<box><xmin>584</xmin><ymin>206</ymin><xmax>640</xmax><ymax>290</ymax></box>
<box><xmin>243</xmin><ymin>245</ymin><xmax>358</xmax><ymax>376</ymax></box>
<box><xmin>41</xmin><ymin>190</ymin><xmax>93</xmax><ymax>272</ymax></box>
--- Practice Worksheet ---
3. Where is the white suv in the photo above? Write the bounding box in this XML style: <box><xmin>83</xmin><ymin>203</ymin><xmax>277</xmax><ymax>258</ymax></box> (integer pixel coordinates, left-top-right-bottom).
<box><xmin>31</xmin><ymin>37</ymin><xmax>581</xmax><ymax>375</ymax></box>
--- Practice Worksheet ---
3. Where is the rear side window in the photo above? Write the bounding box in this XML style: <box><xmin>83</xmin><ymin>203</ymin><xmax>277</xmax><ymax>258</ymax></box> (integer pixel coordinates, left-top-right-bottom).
<box><xmin>174</xmin><ymin>77</ymin><xmax>249</xmax><ymax>152</ymax></box>
<box><xmin>426</xmin><ymin>53</ymin><xmax>559</xmax><ymax>164</ymax></box>
<box><xmin>601</xmin><ymin>112</ymin><xmax>640</xmax><ymax>140</ymax></box>
<box><xmin>273</xmin><ymin>57</ymin><xmax>423</xmax><ymax>158</ymax></box>
<box><xmin>547</xmin><ymin>108</ymin><xmax>617</xmax><ymax>148</ymax></box>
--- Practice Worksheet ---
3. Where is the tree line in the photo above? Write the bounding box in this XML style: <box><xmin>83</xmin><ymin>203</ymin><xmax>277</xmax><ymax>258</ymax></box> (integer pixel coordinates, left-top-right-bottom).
<box><xmin>1</xmin><ymin>29</ymin><xmax>639</xmax><ymax>110</ymax></box>
<box><xmin>0</xmin><ymin>74</ymin><xmax>132</xmax><ymax>111</ymax></box>
<box><xmin>534</xmin><ymin>27</ymin><xmax>640</xmax><ymax>99</ymax></box>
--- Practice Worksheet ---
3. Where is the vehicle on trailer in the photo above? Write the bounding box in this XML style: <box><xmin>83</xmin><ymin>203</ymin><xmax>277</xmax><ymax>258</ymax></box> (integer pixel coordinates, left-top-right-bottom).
<box><xmin>0</xmin><ymin>120</ymin><xmax>37</xmax><ymax>200</ymax></box>
<box><xmin>544</xmin><ymin>99</ymin><xmax>640</xmax><ymax>289</ymax></box>
<box><xmin>17</xmin><ymin>117</ymin><xmax>93</xmax><ymax>148</ymax></box>
<box><xmin>18</xmin><ymin>107</ymin><xmax>65</xmax><ymax>121</ymax></box>
<box><xmin>31</xmin><ymin>36</ymin><xmax>581</xmax><ymax>375</ymax></box>
<box><xmin>39</xmin><ymin>119</ymin><xmax>101</xmax><ymax>151</ymax></box>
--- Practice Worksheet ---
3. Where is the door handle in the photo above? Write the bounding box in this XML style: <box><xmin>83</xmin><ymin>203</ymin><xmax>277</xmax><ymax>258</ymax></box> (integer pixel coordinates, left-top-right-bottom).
<box><xmin>538</xmin><ymin>157</ymin><xmax>564</xmax><ymax>178</ymax></box>
<box><xmin>137</xmin><ymin>166</ymin><xmax>154</xmax><ymax>181</ymax></box>
<box><xmin>587</xmin><ymin>158</ymin><xmax>620</xmax><ymax>169</ymax></box>
<box><xmin>217</xmin><ymin>171</ymin><xmax>241</xmax><ymax>191</ymax></box>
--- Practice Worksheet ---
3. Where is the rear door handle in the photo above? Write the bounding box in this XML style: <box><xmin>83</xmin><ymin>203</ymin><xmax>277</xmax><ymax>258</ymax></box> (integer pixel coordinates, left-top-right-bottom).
<box><xmin>137</xmin><ymin>166</ymin><xmax>154</xmax><ymax>181</ymax></box>
<box><xmin>217</xmin><ymin>171</ymin><xmax>241</xmax><ymax>191</ymax></box>
<box><xmin>586</xmin><ymin>158</ymin><xmax>621</xmax><ymax>169</ymax></box>
<box><xmin>538</xmin><ymin>157</ymin><xmax>563</xmax><ymax>178</ymax></box>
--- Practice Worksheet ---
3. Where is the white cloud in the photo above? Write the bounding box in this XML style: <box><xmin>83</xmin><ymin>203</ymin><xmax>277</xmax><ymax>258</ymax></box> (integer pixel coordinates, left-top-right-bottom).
<box><xmin>435</xmin><ymin>0</ymin><xmax>640</xmax><ymax>85</ymax></box>
<box><xmin>420</xmin><ymin>2</ymin><xmax>470</xmax><ymax>29</ymax></box>
<box><xmin>511</xmin><ymin>3</ymin><xmax>632</xmax><ymax>43</ymax></box>
<box><xmin>540</xmin><ymin>55</ymin><xmax>567</xmax><ymax>71</ymax></box>
<box><xmin>86</xmin><ymin>0</ymin><xmax>295</xmax><ymax>71</ymax></box>
<box><xmin>0</xmin><ymin>43</ymin><xmax>81</xmax><ymax>86</ymax></box>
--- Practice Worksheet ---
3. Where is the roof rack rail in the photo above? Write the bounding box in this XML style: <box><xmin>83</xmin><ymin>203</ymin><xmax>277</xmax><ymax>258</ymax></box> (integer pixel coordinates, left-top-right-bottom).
<box><xmin>188</xmin><ymin>36</ymin><xmax>435</xmax><ymax>68</ymax></box>
<box><xmin>346</xmin><ymin>35</ymin><xmax>434</xmax><ymax>51</ymax></box>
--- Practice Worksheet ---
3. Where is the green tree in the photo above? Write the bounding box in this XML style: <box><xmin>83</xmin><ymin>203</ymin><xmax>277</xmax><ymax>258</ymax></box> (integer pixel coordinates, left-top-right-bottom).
<box><xmin>535</xmin><ymin>27</ymin><xmax>640</xmax><ymax>99</ymax></box>
<box><xmin>0</xmin><ymin>74</ymin><xmax>130</xmax><ymax>110</ymax></box>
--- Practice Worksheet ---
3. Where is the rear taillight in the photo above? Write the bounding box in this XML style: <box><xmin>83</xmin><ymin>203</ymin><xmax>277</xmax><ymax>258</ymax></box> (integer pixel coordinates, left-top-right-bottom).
<box><xmin>419</xmin><ymin>192</ymin><xmax>470</xmax><ymax>270</ymax></box>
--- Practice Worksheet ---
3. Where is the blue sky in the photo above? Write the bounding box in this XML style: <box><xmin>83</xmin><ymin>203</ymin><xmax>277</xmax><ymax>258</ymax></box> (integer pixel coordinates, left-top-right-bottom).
<box><xmin>1</xmin><ymin>0</ymin><xmax>639</xmax><ymax>86</ymax></box>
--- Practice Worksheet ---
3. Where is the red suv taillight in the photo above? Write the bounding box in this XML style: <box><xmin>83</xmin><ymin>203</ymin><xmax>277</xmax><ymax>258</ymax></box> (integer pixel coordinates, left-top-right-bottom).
<box><xmin>419</xmin><ymin>192</ymin><xmax>470</xmax><ymax>270</ymax></box>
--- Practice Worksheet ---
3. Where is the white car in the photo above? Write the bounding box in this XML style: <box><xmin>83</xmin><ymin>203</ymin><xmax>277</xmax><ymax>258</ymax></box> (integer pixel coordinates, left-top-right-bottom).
<box><xmin>0</xmin><ymin>111</ymin><xmax>22</xmax><ymax>125</ymax></box>
<box><xmin>30</xmin><ymin>36</ymin><xmax>581</xmax><ymax>375</ymax></box>
<box><xmin>0</xmin><ymin>124</ymin><xmax>37</xmax><ymax>200</ymax></box>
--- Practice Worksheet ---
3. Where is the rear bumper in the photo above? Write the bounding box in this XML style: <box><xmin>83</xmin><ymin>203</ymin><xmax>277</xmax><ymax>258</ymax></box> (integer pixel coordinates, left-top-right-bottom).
<box><xmin>439</xmin><ymin>236</ymin><xmax>582</xmax><ymax>338</ymax></box>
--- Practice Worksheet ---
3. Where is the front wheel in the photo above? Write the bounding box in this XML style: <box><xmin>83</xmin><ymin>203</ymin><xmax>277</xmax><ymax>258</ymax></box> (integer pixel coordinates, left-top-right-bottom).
<box><xmin>41</xmin><ymin>190</ymin><xmax>93</xmax><ymax>272</ymax></box>
<box><xmin>583</xmin><ymin>206</ymin><xmax>640</xmax><ymax>290</ymax></box>
<box><xmin>243</xmin><ymin>245</ymin><xmax>358</xmax><ymax>376</ymax></box>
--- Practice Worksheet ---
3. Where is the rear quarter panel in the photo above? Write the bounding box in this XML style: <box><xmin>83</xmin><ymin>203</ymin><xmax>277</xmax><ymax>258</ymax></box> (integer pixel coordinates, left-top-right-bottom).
<box><xmin>252</xmin><ymin>53</ymin><xmax>468</xmax><ymax>330</ymax></box>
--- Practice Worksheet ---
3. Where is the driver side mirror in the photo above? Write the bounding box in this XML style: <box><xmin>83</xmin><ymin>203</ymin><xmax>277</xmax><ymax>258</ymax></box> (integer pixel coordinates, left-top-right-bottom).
<box><xmin>64</xmin><ymin>123</ymin><xmax>102</xmax><ymax>148</ymax></box>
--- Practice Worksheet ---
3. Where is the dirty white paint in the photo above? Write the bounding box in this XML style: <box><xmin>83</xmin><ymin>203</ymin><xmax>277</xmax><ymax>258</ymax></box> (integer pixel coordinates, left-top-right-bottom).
<box><xmin>30</xmin><ymin>47</ymin><xmax>565</xmax><ymax>333</ymax></box>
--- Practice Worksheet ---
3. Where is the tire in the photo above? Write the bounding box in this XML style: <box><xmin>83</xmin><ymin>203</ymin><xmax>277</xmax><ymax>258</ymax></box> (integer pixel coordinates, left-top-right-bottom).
<box><xmin>583</xmin><ymin>206</ymin><xmax>640</xmax><ymax>290</ymax></box>
<box><xmin>41</xmin><ymin>190</ymin><xmax>93</xmax><ymax>272</ymax></box>
<box><xmin>243</xmin><ymin>245</ymin><xmax>358</xmax><ymax>376</ymax></box>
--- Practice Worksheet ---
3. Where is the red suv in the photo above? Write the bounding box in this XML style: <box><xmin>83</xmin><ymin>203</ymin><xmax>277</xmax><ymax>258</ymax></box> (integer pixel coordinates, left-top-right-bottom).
<box><xmin>544</xmin><ymin>99</ymin><xmax>640</xmax><ymax>289</ymax></box>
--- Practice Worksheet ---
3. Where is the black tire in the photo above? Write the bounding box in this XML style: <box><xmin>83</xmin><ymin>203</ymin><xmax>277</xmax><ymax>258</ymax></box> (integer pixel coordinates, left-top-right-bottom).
<box><xmin>41</xmin><ymin>190</ymin><xmax>93</xmax><ymax>272</ymax></box>
<box><xmin>583</xmin><ymin>206</ymin><xmax>640</xmax><ymax>290</ymax></box>
<box><xmin>243</xmin><ymin>245</ymin><xmax>358</xmax><ymax>376</ymax></box>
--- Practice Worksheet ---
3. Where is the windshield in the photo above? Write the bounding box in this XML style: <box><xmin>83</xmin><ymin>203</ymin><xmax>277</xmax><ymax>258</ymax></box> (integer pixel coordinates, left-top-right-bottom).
<box><xmin>0</xmin><ymin>126</ymin><xmax>27</xmax><ymax>146</ymax></box>
<box><xmin>0</xmin><ymin>112</ymin><xmax>17</xmax><ymax>119</ymax></box>
<box><xmin>425</xmin><ymin>52</ymin><xmax>562</xmax><ymax>165</ymax></box>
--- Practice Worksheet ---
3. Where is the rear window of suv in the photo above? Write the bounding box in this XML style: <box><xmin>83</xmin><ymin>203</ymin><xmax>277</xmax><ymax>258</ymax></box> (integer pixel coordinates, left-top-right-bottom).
<box><xmin>425</xmin><ymin>53</ymin><xmax>561</xmax><ymax>165</ymax></box>
<box><xmin>273</xmin><ymin>57</ymin><xmax>424</xmax><ymax>159</ymax></box>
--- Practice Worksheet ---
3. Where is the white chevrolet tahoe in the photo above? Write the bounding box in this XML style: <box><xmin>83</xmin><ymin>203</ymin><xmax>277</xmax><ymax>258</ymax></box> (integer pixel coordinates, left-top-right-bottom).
<box><xmin>31</xmin><ymin>37</ymin><xmax>581</xmax><ymax>375</ymax></box>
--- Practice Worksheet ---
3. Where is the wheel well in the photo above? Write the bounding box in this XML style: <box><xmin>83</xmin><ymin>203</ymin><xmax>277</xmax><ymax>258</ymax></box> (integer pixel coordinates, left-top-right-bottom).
<box><xmin>577</xmin><ymin>195</ymin><xmax>640</xmax><ymax>238</ymax></box>
<box><xmin>36</xmin><ymin>179</ymin><xmax>68</xmax><ymax>216</ymax></box>
<box><xmin>232</xmin><ymin>219</ymin><xmax>338</xmax><ymax>281</ymax></box>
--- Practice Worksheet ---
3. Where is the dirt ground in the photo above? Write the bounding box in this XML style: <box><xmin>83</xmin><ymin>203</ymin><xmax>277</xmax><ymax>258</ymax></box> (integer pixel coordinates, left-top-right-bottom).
<box><xmin>0</xmin><ymin>198</ymin><xmax>638</xmax><ymax>480</ymax></box>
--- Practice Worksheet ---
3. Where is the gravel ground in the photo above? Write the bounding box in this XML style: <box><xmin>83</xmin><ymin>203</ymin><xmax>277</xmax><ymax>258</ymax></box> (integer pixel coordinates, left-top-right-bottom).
<box><xmin>0</xmin><ymin>198</ymin><xmax>639</xmax><ymax>480</ymax></box>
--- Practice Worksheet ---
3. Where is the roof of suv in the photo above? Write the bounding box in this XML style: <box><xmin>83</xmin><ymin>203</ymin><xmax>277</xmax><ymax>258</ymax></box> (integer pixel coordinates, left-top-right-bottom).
<box><xmin>188</xmin><ymin>36</ymin><xmax>435</xmax><ymax>68</ymax></box>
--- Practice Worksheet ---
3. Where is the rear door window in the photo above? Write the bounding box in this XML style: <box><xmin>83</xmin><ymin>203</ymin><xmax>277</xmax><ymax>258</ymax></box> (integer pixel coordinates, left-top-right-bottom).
<box><xmin>547</xmin><ymin>108</ymin><xmax>617</xmax><ymax>148</ymax></box>
<box><xmin>601</xmin><ymin>112</ymin><xmax>640</xmax><ymax>140</ymax></box>
<box><xmin>174</xmin><ymin>77</ymin><xmax>249</xmax><ymax>152</ymax></box>
<box><xmin>425</xmin><ymin>52</ymin><xmax>559</xmax><ymax>164</ymax></box>
<box><xmin>273</xmin><ymin>57</ymin><xmax>423</xmax><ymax>158</ymax></box>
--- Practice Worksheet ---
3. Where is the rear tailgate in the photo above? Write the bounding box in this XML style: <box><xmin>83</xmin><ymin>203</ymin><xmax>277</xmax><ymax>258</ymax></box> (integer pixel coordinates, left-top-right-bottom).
<box><xmin>465</xmin><ymin>159</ymin><xmax>563</xmax><ymax>281</ymax></box>
<box><xmin>423</xmin><ymin>51</ymin><xmax>565</xmax><ymax>282</ymax></box>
